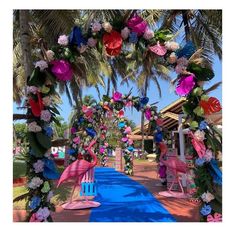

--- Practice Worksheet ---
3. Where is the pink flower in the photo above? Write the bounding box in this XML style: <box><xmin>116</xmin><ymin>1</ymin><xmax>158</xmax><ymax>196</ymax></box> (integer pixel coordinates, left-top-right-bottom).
<box><xmin>51</xmin><ymin>60</ymin><xmax>73</xmax><ymax>81</ymax></box>
<box><xmin>125</xmin><ymin>101</ymin><xmax>133</xmax><ymax>107</ymax></box>
<box><xmin>28</xmin><ymin>121</ymin><xmax>42</xmax><ymax>132</ymax></box>
<box><xmin>128</xmin><ymin>139</ymin><xmax>133</xmax><ymax>145</ymax></box>
<box><xmin>102</xmin><ymin>22</ymin><xmax>112</xmax><ymax>33</ymax></box>
<box><xmin>175</xmin><ymin>57</ymin><xmax>189</xmax><ymax>74</ymax></box>
<box><xmin>40</xmin><ymin>110</ymin><xmax>51</xmax><ymax>122</ymax></box>
<box><xmin>113</xmin><ymin>91</ymin><xmax>122</xmax><ymax>101</ymax></box>
<box><xmin>91</xmin><ymin>21</ymin><xmax>102</xmax><ymax>32</ymax></box>
<box><xmin>27</xmin><ymin>86</ymin><xmax>39</xmax><ymax>95</ymax></box>
<box><xmin>127</xmin><ymin>15</ymin><xmax>147</xmax><ymax>36</ymax></box>
<box><xmin>194</xmin><ymin>130</ymin><xmax>205</xmax><ymax>142</ymax></box>
<box><xmin>124</xmin><ymin>126</ymin><xmax>132</xmax><ymax>134</ymax></box>
<box><xmin>42</xmin><ymin>96</ymin><xmax>51</xmax><ymax>106</ymax></box>
<box><xmin>58</xmin><ymin>35</ymin><xmax>68</xmax><ymax>46</ymax></box>
<box><xmin>87</xmin><ymin>37</ymin><xmax>97</xmax><ymax>47</ymax></box>
<box><xmin>121</xmin><ymin>27</ymin><xmax>130</xmax><ymax>40</ymax></box>
<box><xmin>33</xmin><ymin>160</ymin><xmax>44</xmax><ymax>173</ymax></box>
<box><xmin>73</xmin><ymin>136</ymin><xmax>80</xmax><ymax>144</ymax></box>
<box><xmin>143</xmin><ymin>28</ymin><xmax>154</xmax><ymax>40</ymax></box>
<box><xmin>207</xmin><ymin>213</ymin><xmax>222</xmax><ymax>222</ymax></box>
<box><xmin>121</xmin><ymin>137</ymin><xmax>128</xmax><ymax>142</ymax></box>
<box><xmin>175</xmin><ymin>74</ymin><xmax>195</xmax><ymax>96</ymax></box>
<box><xmin>165</xmin><ymin>41</ymin><xmax>180</xmax><ymax>51</ymax></box>
<box><xmin>104</xmin><ymin>142</ymin><xmax>109</xmax><ymax>147</ymax></box>
<box><xmin>99</xmin><ymin>147</ymin><xmax>105</xmax><ymax>154</ymax></box>
<box><xmin>35</xmin><ymin>60</ymin><xmax>48</xmax><ymax>71</ymax></box>
<box><xmin>46</xmin><ymin>50</ymin><xmax>55</xmax><ymax>61</ymax></box>
<box><xmin>205</xmin><ymin>149</ymin><xmax>214</xmax><ymax>162</ymax></box>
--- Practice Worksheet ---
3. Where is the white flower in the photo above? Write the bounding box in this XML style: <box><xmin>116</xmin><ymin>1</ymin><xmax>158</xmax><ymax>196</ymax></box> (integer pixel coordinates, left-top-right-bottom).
<box><xmin>58</xmin><ymin>35</ymin><xmax>69</xmax><ymax>46</ymax></box>
<box><xmin>151</xmin><ymin>111</ymin><xmax>155</xmax><ymax>115</ymax></box>
<box><xmin>128</xmin><ymin>96</ymin><xmax>132</xmax><ymax>100</ymax></box>
<box><xmin>194</xmin><ymin>130</ymin><xmax>205</xmax><ymax>141</ymax></box>
<box><xmin>28</xmin><ymin>122</ymin><xmax>42</xmax><ymax>133</ymax></box>
<box><xmin>33</xmin><ymin>160</ymin><xmax>44</xmax><ymax>173</ymax></box>
<box><xmin>165</xmin><ymin>41</ymin><xmax>180</xmax><ymax>51</ymax></box>
<box><xmin>46</xmin><ymin>50</ymin><xmax>55</xmax><ymax>61</ymax></box>
<box><xmin>204</xmin><ymin>149</ymin><xmax>215</xmax><ymax>162</ymax></box>
<box><xmin>35</xmin><ymin>60</ymin><xmax>48</xmax><ymax>71</ymax></box>
<box><xmin>87</xmin><ymin>37</ymin><xmax>97</xmax><ymax>47</ymax></box>
<box><xmin>104</xmin><ymin>101</ymin><xmax>108</xmax><ymax>105</ymax></box>
<box><xmin>201</xmin><ymin>191</ymin><xmax>215</xmax><ymax>203</ymax></box>
<box><xmin>121</xmin><ymin>27</ymin><xmax>130</xmax><ymax>40</ymax></box>
<box><xmin>146</xmin><ymin>104</ymin><xmax>151</xmax><ymax>109</ymax></box>
<box><xmin>91</xmin><ymin>21</ymin><xmax>102</xmax><ymax>32</ymax></box>
<box><xmin>168</xmin><ymin>52</ymin><xmax>177</xmax><ymax>64</ymax></box>
<box><xmin>154</xmin><ymin>116</ymin><xmax>158</xmax><ymax>120</ymax></box>
<box><xmin>28</xmin><ymin>177</ymin><xmax>43</xmax><ymax>189</ymax></box>
<box><xmin>102</xmin><ymin>22</ymin><xmax>112</xmax><ymax>33</ymax></box>
<box><xmin>42</xmin><ymin>96</ymin><xmax>51</xmax><ymax>106</ymax></box>
<box><xmin>40</xmin><ymin>110</ymin><xmax>51</xmax><ymax>122</ymax></box>
<box><xmin>143</xmin><ymin>28</ymin><xmax>154</xmax><ymax>40</ymax></box>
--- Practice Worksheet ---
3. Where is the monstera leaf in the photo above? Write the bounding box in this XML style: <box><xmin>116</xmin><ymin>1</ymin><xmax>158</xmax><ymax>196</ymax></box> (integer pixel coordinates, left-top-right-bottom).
<box><xmin>36</xmin><ymin>132</ymin><xmax>52</xmax><ymax>149</ymax></box>
<box><xmin>28</xmin><ymin>132</ymin><xmax>47</xmax><ymax>157</ymax></box>
<box><xmin>187</xmin><ymin>63</ymin><xmax>214</xmax><ymax>81</ymax></box>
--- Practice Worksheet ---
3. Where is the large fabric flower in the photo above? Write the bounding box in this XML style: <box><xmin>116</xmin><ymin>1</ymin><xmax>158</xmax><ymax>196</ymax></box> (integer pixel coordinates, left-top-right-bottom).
<box><xmin>145</xmin><ymin>108</ymin><xmax>152</xmax><ymax>120</ymax></box>
<box><xmin>124</xmin><ymin>126</ymin><xmax>132</xmax><ymax>134</ymax></box>
<box><xmin>175</xmin><ymin>74</ymin><xmax>195</xmax><ymax>96</ymax></box>
<box><xmin>51</xmin><ymin>60</ymin><xmax>73</xmax><ymax>82</ymax></box>
<box><xmin>176</xmin><ymin>41</ymin><xmax>196</xmax><ymax>59</ymax></box>
<box><xmin>127</xmin><ymin>14</ymin><xmax>147</xmax><ymax>36</ymax></box>
<box><xmin>103</xmin><ymin>30</ymin><xmax>123</xmax><ymax>56</ymax></box>
<box><xmin>200</xmin><ymin>204</ymin><xmax>212</xmax><ymax>216</ymax></box>
<box><xmin>43</xmin><ymin>159</ymin><xmax>60</xmax><ymax>180</ymax></box>
<box><xmin>29</xmin><ymin>196</ymin><xmax>41</xmax><ymax>210</ymax></box>
<box><xmin>113</xmin><ymin>91</ymin><xmax>122</xmax><ymax>101</ymax></box>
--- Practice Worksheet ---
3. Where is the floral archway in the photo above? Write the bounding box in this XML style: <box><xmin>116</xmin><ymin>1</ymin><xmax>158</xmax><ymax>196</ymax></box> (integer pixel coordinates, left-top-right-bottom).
<box><xmin>19</xmin><ymin>13</ymin><xmax>222</xmax><ymax>222</ymax></box>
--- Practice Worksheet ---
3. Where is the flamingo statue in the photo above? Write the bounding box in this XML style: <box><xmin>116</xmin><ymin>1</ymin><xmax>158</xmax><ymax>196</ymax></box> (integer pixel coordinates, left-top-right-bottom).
<box><xmin>158</xmin><ymin>142</ymin><xmax>188</xmax><ymax>198</ymax></box>
<box><xmin>57</xmin><ymin>139</ymin><xmax>101</xmax><ymax>209</ymax></box>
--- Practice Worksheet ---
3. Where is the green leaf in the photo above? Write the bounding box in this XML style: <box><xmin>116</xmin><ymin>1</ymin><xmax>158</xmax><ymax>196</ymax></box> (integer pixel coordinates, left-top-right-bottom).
<box><xmin>35</xmin><ymin>132</ymin><xmax>52</xmax><ymax>149</ymax></box>
<box><xmin>187</xmin><ymin>63</ymin><xmax>214</xmax><ymax>81</ymax></box>
<box><xmin>49</xmin><ymin>106</ymin><xmax>60</xmax><ymax>115</ymax></box>
<box><xmin>28</xmin><ymin>132</ymin><xmax>47</xmax><ymax>157</ymax></box>
<box><xmin>41</xmin><ymin>181</ymin><xmax>50</xmax><ymax>193</ymax></box>
<box><xmin>52</xmin><ymin>116</ymin><xmax>61</xmax><ymax>127</ymax></box>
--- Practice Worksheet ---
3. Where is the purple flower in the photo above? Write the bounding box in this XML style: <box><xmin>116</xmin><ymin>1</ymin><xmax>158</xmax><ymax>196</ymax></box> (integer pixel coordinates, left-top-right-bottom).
<box><xmin>51</xmin><ymin>60</ymin><xmax>73</xmax><ymax>82</ymax></box>
<box><xmin>143</xmin><ymin>28</ymin><xmax>154</xmax><ymax>40</ymax></box>
<box><xmin>91</xmin><ymin>21</ymin><xmax>102</xmax><ymax>32</ymax></box>
<box><xmin>40</xmin><ymin>110</ymin><xmax>51</xmax><ymax>122</ymax></box>
<box><xmin>35</xmin><ymin>60</ymin><xmax>48</xmax><ymax>71</ymax></box>
<box><xmin>87</xmin><ymin>37</ymin><xmax>97</xmax><ymax>47</ymax></box>
<box><xmin>113</xmin><ymin>91</ymin><xmax>122</xmax><ymax>101</ymax></box>
<box><xmin>129</xmin><ymin>32</ymin><xmax>138</xmax><ymax>43</ymax></box>
<box><xmin>200</xmin><ymin>204</ymin><xmax>212</xmax><ymax>216</ymax></box>
<box><xmin>195</xmin><ymin>157</ymin><xmax>206</xmax><ymax>167</ymax></box>
<box><xmin>36</xmin><ymin>207</ymin><xmax>50</xmax><ymax>221</ymax></box>
<box><xmin>58</xmin><ymin>35</ymin><xmax>69</xmax><ymax>46</ymax></box>
<box><xmin>121</xmin><ymin>27</ymin><xmax>130</xmax><ymax>40</ymax></box>
<box><xmin>28</xmin><ymin>177</ymin><xmax>43</xmax><ymax>189</ymax></box>
<box><xmin>99</xmin><ymin>147</ymin><xmax>105</xmax><ymax>154</ymax></box>
<box><xmin>127</xmin><ymin>15</ymin><xmax>147</xmax><ymax>36</ymax></box>
<box><xmin>33</xmin><ymin>160</ymin><xmax>44</xmax><ymax>173</ymax></box>
<box><xmin>71</xmin><ymin>127</ymin><xmax>77</xmax><ymax>134</ymax></box>
<box><xmin>29</xmin><ymin>196</ymin><xmax>41</xmax><ymax>210</ymax></box>
<box><xmin>47</xmin><ymin>191</ymin><xmax>54</xmax><ymax>202</ymax></box>
<box><xmin>27</xmin><ymin>86</ymin><xmax>39</xmax><ymax>95</ymax></box>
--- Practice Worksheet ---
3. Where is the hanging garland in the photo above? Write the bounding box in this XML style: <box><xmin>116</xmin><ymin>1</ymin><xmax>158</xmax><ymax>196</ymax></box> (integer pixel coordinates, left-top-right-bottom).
<box><xmin>18</xmin><ymin>12</ymin><xmax>222</xmax><ymax>222</ymax></box>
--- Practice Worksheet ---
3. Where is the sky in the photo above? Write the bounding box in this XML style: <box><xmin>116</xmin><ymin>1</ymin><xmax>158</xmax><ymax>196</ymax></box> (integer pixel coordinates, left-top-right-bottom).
<box><xmin>13</xmin><ymin>56</ymin><xmax>222</xmax><ymax>125</ymax></box>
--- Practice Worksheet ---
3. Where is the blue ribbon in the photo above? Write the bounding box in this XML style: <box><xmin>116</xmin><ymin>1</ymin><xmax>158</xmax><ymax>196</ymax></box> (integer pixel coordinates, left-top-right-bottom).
<box><xmin>154</xmin><ymin>131</ymin><xmax>163</xmax><ymax>143</ymax></box>
<box><xmin>69</xmin><ymin>26</ymin><xmax>87</xmax><ymax>47</ymax></box>
<box><xmin>208</xmin><ymin>159</ymin><xmax>222</xmax><ymax>185</ymax></box>
<box><xmin>43</xmin><ymin>159</ymin><xmax>60</xmax><ymax>180</ymax></box>
<box><xmin>176</xmin><ymin>41</ymin><xmax>196</xmax><ymax>59</ymax></box>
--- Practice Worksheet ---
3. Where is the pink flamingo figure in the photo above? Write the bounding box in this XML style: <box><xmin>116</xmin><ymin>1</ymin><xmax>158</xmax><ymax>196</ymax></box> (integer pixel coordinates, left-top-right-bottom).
<box><xmin>159</xmin><ymin>142</ymin><xmax>188</xmax><ymax>198</ymax></box>
<box><xmin>57</xmin><ymin>139</ymin><xmax>100</xmax><ymax>209</ymax></box>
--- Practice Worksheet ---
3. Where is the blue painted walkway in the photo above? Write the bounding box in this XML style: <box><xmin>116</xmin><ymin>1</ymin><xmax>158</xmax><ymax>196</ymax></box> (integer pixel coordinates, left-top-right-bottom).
<box><xmin>89</xmin><ymin>168</ymin><xmax>176</xmax><ymax>222</ymax></box>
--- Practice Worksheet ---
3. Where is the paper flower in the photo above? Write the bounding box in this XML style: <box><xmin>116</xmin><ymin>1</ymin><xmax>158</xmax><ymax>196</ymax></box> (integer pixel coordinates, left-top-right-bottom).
<box><xmin>103</xmin><ymin>30</ymin><xmax>123</xmax><ymax>56</ymax></box>
<box><xmin>29</xmin><ymin>196</ymin><xmax>41</xmax><ymax>210</ymax></box>
<box><xmin>40</xmin><ymin>110</ymin><xmax>51</xmax><ymax>122</ymax></box>
<box><xmin>102</xmin><ymin>22</ymin><xmax>113</xmax><ymax>33</ymax></box>
<box><xmin>194</xmin><ymin>130</ymin><xmax>205</xmax><ymax>141</ymax></box>
<box><xmin>165</xmin><ymin>41</ymin><xmax>180</xmax><ymax>51</ymax></box>
<box><xmin>200</xmin><ymin>204</ymin><xmax>212</xmax><ymax>216</ymax></box>
<box><xmin>58</xmin><ymin>35</ymin><xmax>69</xmax><ymax>46</ymax></box>
<box><xmin>35</xmin><ymin>60</ymin><xmax>48</xmax><ymax>71</ymax></box>
<box><xmin>44</xmin><ymin>126</ymin><xmax>53</xmax><ymax>137</ymax></box>
<box><xmin>87</xmin><ymin>37</ymin><xmax>97</xmax><ymax>47</ymax></box>
<box><xmin>113</xmin><ymin>91</ymin><xmax>122</xmax><ymax>101</ymax></box>
<box><xmin>46</xmin><ymin>50</ymin><xmax>55</xmax><ymax>61</ymax></box>
<box><xmin>27</xmin><ymin>86</ymin><xmax>39</xmax><ymax>95</ymax></box>
<box><xmin>91</xmin><ymin>21</ymin><xmax>102</xmax><ymax>32</ymax></box>
<box><xmin>28</xmin><ymin>177</ymin><xmax>43</xmax><ymax>189</ymax></box>
<box><xmin>195</xmin><ymin>157</ymin><xmax>206</xmax><ymax>167</ymax></box>
<box><xmin>121</xmin><ymin>27</ymin><xmax>130</xmax><ymax>40</ymax></box>
<box><xmin>143</xmin><ymin>28</ymin><xmax>154</xmax><ymax>40</ymax></box>
<box><xmin>207</xmin><ymin>213</ymin><xmax>222</xmax><ymax>222</ymax></box>
<box><xmin>168</xmin><ymin>52</ymin><xmax>177</xmax><ymax>64</ymax></box>
<box><xmin>36</xmin><ymin>207</ymin><xmax>50</xmax><ymax>221</ymax></box>
<box><xmin>129</xmin><ymin>32</ymin><xmax>138</xmax><ymax>43</ymax></box>
<box><xmin>71</xmin><ymin>127</ymin><xmax>76</xmax><ymax>134</ymax></box>
<box><xmin>33</xmin><ymin>160</ymin><xmax>44</xmax><ymax>173</ymax></box>
<box><xmin>51</xmin><ymin>60</ymin><xmax>73</xmax><ymax>81</ymax></box>
<box><xmin>28</xmin><ymin>122</ymin><xmax>42</xmax><ymax>132</ymax></box>
<box><xmin>201</xmin><ymin>191</ymin><xmax>215</xmax><ymax>203</ymax></box>
<box><xmin>149</xmin><ymin>42</ymin><xmax>167</xmax><ymax>56</ymax></box>
<box><xmin>199</xmin><ymin>120</ymin><xmax>208</xmax><ymax>130</ymax></box>
<box><xmin>127</xmin><ymin>14</ymin><xmax>147</xmax><ymax>36</ymax></box>
<box><xmin>175</xmin><ymin>74</ymin><xmax>195</xmax><ymax>96</ymax></box>
<box><xmin>42</xmin><ymin>96</ymin><xmax>51</xmax><ymax>106</ymax></box>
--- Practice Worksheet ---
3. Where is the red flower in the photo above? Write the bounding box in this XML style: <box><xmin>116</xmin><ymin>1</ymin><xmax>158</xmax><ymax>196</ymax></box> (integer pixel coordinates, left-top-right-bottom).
<box><xmin>29</xmin><ymin>92</ymin><xmax>44</xmax><ymax>117</ymax></box>
<box><xmin>103</xmin><ymin>30</ymin><xmax>123</xmax><ymax>56</ymax></box>
<box><xmin>199</xmin><ymin>97</ymin><xmax>222</xmax><ymax>115</ymax></box>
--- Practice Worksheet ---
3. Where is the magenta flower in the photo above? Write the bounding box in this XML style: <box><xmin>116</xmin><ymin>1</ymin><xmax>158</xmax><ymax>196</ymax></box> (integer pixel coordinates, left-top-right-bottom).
<box><xmin>51</xmin><ymin>60</ymin><xmax>73</xmax><ymax>81</ymax></box>
<box><xmin>128</xmin><ymin>139</ymin><xmax>134</xmax><ymax>145</ymax></box>
<box><xmin>175</xmin><ymin>74</ymin><xmax>196</xmax><ymax>96</ymax></box>
<box><xmin>127</xmin><ymin>15</ymin><xmax>147</xmax><ymax>36</ymax></box>
<box><xmin>145</xmin><ymin>108</ymin><xmax>152</xmax><ymax>120</ymax></box>
<box><xmin>113</xmin><ymin>91</ymin><xmax>122</xmax><ymax>101</ymax></box>
<box><xmin>99</xmin><ymin>147</ymin><xmax>105</xmax><ymax>154</ymax></box>
<box><xmin>71</xmin><ymin>127</ymin><xmax>76</xmax><ymax>134</ymax></box>
<box><xmin>121</xmin><ymin>137</ymin><xmax>128</xmax><ymax>142</ymax></box>
<box><xmin>124</xmin><ymin>126</ymin><xmax>132</xmax><ymax>134</ymax></box>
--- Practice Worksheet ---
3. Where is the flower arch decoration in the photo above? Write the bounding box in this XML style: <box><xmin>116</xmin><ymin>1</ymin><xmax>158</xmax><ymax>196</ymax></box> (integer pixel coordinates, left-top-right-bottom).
<box><xmin>20</xmin><ymin>12</ymin><xmax>222</xmax><ymax>222</ymax></box>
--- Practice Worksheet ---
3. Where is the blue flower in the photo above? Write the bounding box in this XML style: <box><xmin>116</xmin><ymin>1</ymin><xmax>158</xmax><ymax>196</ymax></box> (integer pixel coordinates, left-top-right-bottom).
<box><xmin>43</xmin><ymin>159</ymin><xmax>60</xmax><ymax>180</ymax></box>
<box><xmin>140</xmin><ymin>97</ymin><xmax>149</xmax><ymax>106</ymax></box>
<box><xmin>154</xmin><ymin>131</ymin><xmax>163</xmax><ymax>143</ymax></box>
<box><xmin>129</xmin><ymin>32</ymin><xmax>138</xmax><ymax>44</ymax></box>
<box><xmin>195</xmin><ymin>158</ymin><xmax>206</xmax><ymax>167</ymax></box>
<box><xmin>199</xmin><ymin>120</ymin><xmax>208</xmax><ymax>131</ymax></box>
<box><xmin>176</xmin><ymin>41</ymin><xmax>196</xmax><ymax>59</ymax></box>
<box><xmin>67</xmin><ymin>149</ymin><xmax>76</xmax><ymax>155</ymax></box>
<box><xmin>118</xmin><ymin>122</ymin><xmax>125</xmax><ymax>129</ymax></box>
<box><xmin>69</xmin><ymin>26</ymin><xmax>87</xmax><ymax>47</ymax></box>
<box><xmin>78</xmin><ymin>117</ymin><xmax>84</xmax><ymax>125</ymax></box>
<box><xmin>44</xmin><ymin>126</ymin><xmax>53</xmax><ymax>137</ymax></box>
<box><xmin>200</xmin><ymin>204</ymin><xmax>212</xmax><ymax>216</ymax></box>
<box><xmin>29</xmin><ymin>196</ymin><xmax>41</xmax><ymax>210</ymax></box>
<box><xmin>86</xmin><ymin>127</ymin><xmax>97</xmax><ymax>138</ymax></box>
<box><xmin>127</xmin><ymin>146</ymin><xmax>134</xmax><ymax>152</ymax></box>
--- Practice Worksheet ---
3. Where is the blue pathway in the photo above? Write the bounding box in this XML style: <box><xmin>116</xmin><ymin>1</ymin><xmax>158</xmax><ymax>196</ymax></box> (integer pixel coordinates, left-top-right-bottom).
<box><xmin>89</xmin><ymin>168</ymin><xmax>176</xmax><ymax>222</ymax></box>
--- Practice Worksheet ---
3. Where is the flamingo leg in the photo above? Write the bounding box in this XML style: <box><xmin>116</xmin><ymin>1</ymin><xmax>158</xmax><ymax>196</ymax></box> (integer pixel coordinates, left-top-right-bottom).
<box><xmin>177</xmin><ymin>175</ymin><xmax>185</xmax><ymax>193</ymax></box>
<box><xmin>168</xmin><ymin>175</ymin><xmax>176</xmax><ymax>192</ymax></box>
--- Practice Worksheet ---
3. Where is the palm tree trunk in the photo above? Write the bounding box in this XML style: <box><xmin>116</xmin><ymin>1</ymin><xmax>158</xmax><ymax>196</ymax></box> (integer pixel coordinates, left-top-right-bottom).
<box><xmin>141</xmin><ymin>78</ymin><xmax>148</xmax><ymax>158</ymax></box>
<box><xmin>19</xmin><ymin>10</ymin><xmax>33</xmax><ymax>93</ymax></box>
<box><xmin>182</xmin><ymin>10</ymin><xmax>191</xmax><ymax>41</ymax></box>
